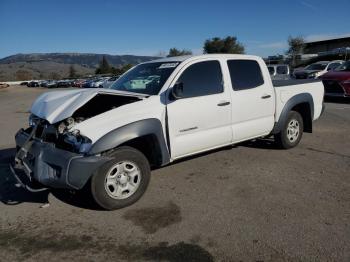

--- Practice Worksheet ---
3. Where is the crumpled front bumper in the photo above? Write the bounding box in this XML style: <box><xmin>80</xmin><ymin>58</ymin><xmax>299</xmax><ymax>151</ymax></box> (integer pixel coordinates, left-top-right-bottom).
<box><xmin>13</xmin><ymin>128</ymin><xmax>111</xmax><ymax>190</ymax></box>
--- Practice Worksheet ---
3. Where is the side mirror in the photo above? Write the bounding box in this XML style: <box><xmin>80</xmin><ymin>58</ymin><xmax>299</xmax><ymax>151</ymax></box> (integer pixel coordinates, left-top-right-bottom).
<box><xmin>171</xmin><ymin>82</ymin><xmax>184</xmax><ymax>99</ymax></box>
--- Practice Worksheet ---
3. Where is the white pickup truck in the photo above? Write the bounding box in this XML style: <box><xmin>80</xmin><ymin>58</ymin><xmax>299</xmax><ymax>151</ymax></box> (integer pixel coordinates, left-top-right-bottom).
<box><xmin>13</xmin><ymin>54</ymin><xmax>325</xmax><ymax>210</ymax></box>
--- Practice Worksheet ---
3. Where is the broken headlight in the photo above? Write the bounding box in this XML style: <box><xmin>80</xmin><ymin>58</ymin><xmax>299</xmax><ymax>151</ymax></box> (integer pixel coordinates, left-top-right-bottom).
<box><xmin>28</xmin><ymin>114</ymin><xmax>40</xmax><ymax>127</ymax></box>
<box><xmin>64</xmin><ymin>131</ymin><xmax>92</xmax><ymax>153</ymax></box>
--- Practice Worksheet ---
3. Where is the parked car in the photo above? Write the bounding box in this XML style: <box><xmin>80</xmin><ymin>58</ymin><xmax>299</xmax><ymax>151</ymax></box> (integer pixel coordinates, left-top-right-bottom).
<box><xmin>20</xmin><ymin>81</ymin><xmax>29</xmax><ymax>86</ymax></box>
<box><xmin>27</xmin><ymin>81</ymin><xmax>39</xmax><ymax>87</ymax></box>
<box><xmin>82</xmin><ymin>79</ymin><xmax>94</xmax><ymax>88</ymax></box>
<box><xmin>294</xmin><ymin>60</ymin><xmax>344</xmax><ymax>79</ymax></box>
<box><xmin>90</xmin><ymin>78</ymin><xmax>108</xmax><ymax>88</ymax></box>
<box><xmin>41</xmin><ymin>80</ymin><xmax>58</xmax><ymax>88</ymax></box>
<box><xmin>267</xmin><ymin>64</ymin><xmax>290</xmax><ymax>80</ymax></box>
<box><xmin>320</xmin><ymin>60</ymin><xmax>350</xmax><ymax>97</ymax></box>
<box><xmin>72</xmin><ymin>79</ymin><xmax>85</xmax><ymax>88</ymax></box>
<box><xmin>102</xmin><ymin>76</ymin><xmax>119</xmax><ymax>88</ymax></box>
<box><xmin>57</xmin><ymin>80</ymin><xmax>72</xmax><ymax>88</ymax></box>
<box><xmin>12</xmin><ymin>54</ymin><xmax>324</xmax><ymax>210</ymax></box>
<box><xmin>0</xmin><ymin>83</ymin><xmax>9</xmax><ymax>89</ymax></box>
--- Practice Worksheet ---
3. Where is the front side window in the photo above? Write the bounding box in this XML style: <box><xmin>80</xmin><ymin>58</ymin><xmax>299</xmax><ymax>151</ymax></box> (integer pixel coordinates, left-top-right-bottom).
<box><xmin>268</xmin><ymin>66</ymin><xmax>275</xmax><ymax>75</ymax></box>
<box><xmin>177</xmin><ymin>60</ymin><xmax>223</xmax><ymax>98</ymax></box>
<box><xmin>110</xmin><ymin>62</ymin><xmax>179</xmax><ymax>95</ymax></box>
<box><xmin>227</xmin><ymin>60</ymin><xmax>264</xmax><ymax>90</ymax></box>
<box><xmin>335</xmin><ymin>61</ymin><xmax>350</xmax><ymax>71</ymax></box>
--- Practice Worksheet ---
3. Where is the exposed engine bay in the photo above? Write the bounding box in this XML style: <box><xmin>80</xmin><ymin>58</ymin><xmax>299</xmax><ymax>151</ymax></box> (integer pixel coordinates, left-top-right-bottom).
<box><xmin>27</xmin><ymin>93</ymin><xmax>142</xmax><ymax>153</ymax></box>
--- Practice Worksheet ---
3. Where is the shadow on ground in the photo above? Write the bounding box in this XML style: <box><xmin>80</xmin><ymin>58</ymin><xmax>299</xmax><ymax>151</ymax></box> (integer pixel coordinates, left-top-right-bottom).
<box><xmin>324</xmin><ymin>97</ymin><xmax>350</xmax><ymax>104</ymax></box>
<box><xmin>238</xmin><ymin>137</ymin><xmax>282</xmax><ymax>150</ymax></box>
<box><xmin>0</xmin><ymin>147</ymin><xmax>49</xmax><ymax>205</ymax></box>
<box><xmin>0</xmin><ymin>138</ymin><xmax>279</xmax><ymax>209</ymax></box>
<box><xmin>0</xmin><ymin>147</ymin><xmax>99</xmax><ymax>210</ymax></box>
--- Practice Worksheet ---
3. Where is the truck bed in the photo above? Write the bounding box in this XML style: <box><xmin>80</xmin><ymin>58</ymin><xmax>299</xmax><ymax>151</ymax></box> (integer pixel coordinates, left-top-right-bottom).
<box><xmin>273</xmin><ymin>79</ymin><xmax>324</xmax><ymax>122</ymax></box>
<box><xmin>273</xmin><ymin>79</ymin><xmax>321</xmax><ymax>87</ymax></box>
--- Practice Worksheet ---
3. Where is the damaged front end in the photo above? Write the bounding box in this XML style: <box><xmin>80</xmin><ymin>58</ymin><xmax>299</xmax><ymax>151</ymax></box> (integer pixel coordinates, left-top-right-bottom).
<box><xmin>28</xmin><ymin>114</ymin><xmax>93</xmax><ymax>154</ymax></box>
<box><xmin>12</xmin><ymin>120</ymin><xmax>112</xmax><ymax>191</ymax></box>
<box><xmin>12</xmin><ymin>90</ymin><xmax>143</xmax><ymax>191</ymax></box>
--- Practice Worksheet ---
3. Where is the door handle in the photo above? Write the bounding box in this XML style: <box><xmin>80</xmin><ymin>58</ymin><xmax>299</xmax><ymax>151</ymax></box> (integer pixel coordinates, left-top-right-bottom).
<box><xmin>217</xmin><ymin>101</ymin><xmax>230</xmax><ymax>106</ymax></box>
<box><xmin>261</xmin><ymin>94</ymin><xmax>271</xmax><ymax>99</ymax></box>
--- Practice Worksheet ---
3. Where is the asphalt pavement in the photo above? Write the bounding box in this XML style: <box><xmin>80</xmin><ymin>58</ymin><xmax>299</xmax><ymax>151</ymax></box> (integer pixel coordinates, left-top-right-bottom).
<box><xmin>0</xmin><ymin>85</ymin><xmax>349</xmax><ymax>262</ymax></box>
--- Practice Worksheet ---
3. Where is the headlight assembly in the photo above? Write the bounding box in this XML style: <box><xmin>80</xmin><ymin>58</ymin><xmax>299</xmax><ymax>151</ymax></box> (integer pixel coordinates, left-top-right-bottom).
<box><xmin>28</xmin><ymin>114</ymin><xmax>40</xmax><ymax>127</ymax></box>
<box><xmin>63</xmin><ymin>132</ymin><xmax>92</xmax><ymax>153</ymax></box>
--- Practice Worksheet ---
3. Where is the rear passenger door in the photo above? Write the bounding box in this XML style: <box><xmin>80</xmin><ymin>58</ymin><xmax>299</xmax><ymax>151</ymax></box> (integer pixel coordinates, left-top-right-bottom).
<box><xmin>226</xmin><ymin>59</ymin><xmax>275</xmax><ymax>142</ymax></box>
<box><xmin>167</xmin><ymin>60</ymin><xmax>232</xmax><ymax>159</ymax></box>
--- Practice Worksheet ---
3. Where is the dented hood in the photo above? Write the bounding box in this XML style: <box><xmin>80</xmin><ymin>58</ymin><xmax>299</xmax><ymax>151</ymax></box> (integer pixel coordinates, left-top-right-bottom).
<box><xmin>31</xmin><ymin>88</ymin><xmax>147</xmax><ymax>124</ymax></box>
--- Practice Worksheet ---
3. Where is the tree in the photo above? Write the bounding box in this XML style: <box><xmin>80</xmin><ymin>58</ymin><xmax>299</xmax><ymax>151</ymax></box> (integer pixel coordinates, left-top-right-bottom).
<box><xmin>111</xmin><ymin>64</ymin><xmax>133</xmax><ymax>75</ymax></box>
<box><xmin>49</xmin><ymin>72</ymin><xmax>61</xmax><ymax>80</ymax></box>
<box><xmin>121</xmin><ymin>63</ymin><xmax>133</xmax><ymax>73</ymax></box>
<box><xmin>167</xmin><ymin>48</ymin><xmax>193</xmax><ymax>57</ymax></box>
<box><xmin>155</xmin><ymin>50</ymin><xmax>167</xmax><ymax>57</ymax></box>
<box><xmin>69</xmin><ymin>65</ymin><xmax>77</xmax><ymax>78</ymax></box>
<box><xmin>286</xmin><ymin>36</ymin><xmax>305</xmax><ymax>67</ymax></box>
<box><xmin>95</xmin><ymin>56</ymin><xmax>111</xmax><ymax>74</ymax></box>
<box><xmin>203</xmin><ymin>36</ymin><xmax>245</xmax><ymax>54</ymax></box>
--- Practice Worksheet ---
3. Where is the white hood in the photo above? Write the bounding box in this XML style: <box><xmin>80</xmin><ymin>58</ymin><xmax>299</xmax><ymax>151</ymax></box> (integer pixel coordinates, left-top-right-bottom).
<box><xmin>31</xmin><ymin>88</ymin><xmax>147</xmax><ymax>124</ymax></box>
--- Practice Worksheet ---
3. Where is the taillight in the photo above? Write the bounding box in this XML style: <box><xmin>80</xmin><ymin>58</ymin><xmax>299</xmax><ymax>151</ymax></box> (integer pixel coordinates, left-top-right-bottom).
<box><xmin>340</xmin><ymin>80</ymin><xmax>350</xmax><ymax>95</ymax></box>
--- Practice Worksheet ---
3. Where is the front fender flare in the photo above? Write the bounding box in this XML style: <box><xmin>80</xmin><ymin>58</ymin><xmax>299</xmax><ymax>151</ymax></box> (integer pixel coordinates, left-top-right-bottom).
<box><xmin>88</xmin><ymin>118</ymin><xmax>170</xmax><ymax>165</ymax></box>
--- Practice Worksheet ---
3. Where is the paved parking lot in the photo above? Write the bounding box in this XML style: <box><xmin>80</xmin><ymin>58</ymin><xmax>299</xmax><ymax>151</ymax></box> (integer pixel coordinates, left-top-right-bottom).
<box><xmin>0</xmin><ymin>85</ymin><xmax>349</xmax><ymax>262</ymax></box>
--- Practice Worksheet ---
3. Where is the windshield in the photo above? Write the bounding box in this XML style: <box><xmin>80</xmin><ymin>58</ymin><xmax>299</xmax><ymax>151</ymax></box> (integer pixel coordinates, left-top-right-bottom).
<box><xmin>110</xmin><ymin>62</ymin><xmax>180</xmax><ymax>95</ymax></box>
<box><xmin>305</xmin><ymin>64</ymin><xmax>327</xmax><ymax>70</ymax></box>
<box><xmin>334</xmin><ymin>61</ymin><xmax>350</xmax><ymax>71</ymax></box>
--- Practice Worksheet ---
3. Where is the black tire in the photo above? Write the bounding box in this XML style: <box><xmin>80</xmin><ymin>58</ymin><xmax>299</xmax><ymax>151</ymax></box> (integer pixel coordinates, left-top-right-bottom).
<box><xmin>90</xmin><ymin>146</ymin><xmax>150</xmax><ymax>210</ymax></box>
<box><xmin>274</xmin><ymin>111</ymin><xmax>304</xmax><ymax>149</ymax></box>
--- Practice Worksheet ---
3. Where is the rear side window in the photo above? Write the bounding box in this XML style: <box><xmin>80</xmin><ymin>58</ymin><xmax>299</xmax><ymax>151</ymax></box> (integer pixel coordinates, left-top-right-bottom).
<box><xmin>277</xmin><ymin>66</ymin><xmax>288</xmax><ymax>74</ymax></box>
<box><xmin>227</xmin><ymin>60</ymin><xmax>264</xmax><ymax>90</ymax></box>
<box><xmin>327</xmin><ymin>63</ymin><xmax>341</xmax><ymax>71</ymax></box>
<box><xmin>178</xmin><ymin>60</ymin><xmax>223</xmax><ymax>98</ymax></box>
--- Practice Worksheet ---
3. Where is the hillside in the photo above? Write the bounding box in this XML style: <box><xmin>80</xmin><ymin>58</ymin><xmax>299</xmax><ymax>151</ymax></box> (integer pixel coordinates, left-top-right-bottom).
<box><xmin>0</xmin><ymin>53</ymin><xmax>159</xmax><ymax>81</ymax></box>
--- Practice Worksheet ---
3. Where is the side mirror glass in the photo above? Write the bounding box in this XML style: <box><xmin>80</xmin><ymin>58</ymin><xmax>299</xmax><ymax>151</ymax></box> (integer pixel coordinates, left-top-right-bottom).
<box><xmin>171</xmin><ymin>82</ymin><xmax>184</xmax><ymax>99</ymax></box>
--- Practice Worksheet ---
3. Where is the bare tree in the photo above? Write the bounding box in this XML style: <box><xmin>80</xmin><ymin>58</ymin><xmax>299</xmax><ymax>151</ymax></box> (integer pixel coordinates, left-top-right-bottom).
<box><xmin>167</xmin><ymin>48</ymin><xmax>193</xmax><ymax>57</ymax></box>
<box><xmin>286</xmin><ymin>36</ymin><xmax>306</xmax><ymax>67</ymax></box>
<box><xmin>15</xmin><ymin>70</ymin><xmax>32</xmax><ymax>81</ymax></box>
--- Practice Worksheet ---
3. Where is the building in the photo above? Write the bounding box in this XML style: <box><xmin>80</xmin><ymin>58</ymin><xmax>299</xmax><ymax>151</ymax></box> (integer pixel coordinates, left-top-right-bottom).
<box><xmin>304</xmin><ymin>36</ymin><xmax>350</xmax><ymax>54</ymax></box>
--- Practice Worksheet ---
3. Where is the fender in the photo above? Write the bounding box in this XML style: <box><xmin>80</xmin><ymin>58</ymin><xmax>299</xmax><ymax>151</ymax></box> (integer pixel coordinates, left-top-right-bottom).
<box><xmin>272</xmin><ymin>93</ymin><xmax>314</xmax><ymax>134</ymax></box>
<box><xmin>88</xmin><ymin>118</ymin><xmax>170</xmax><ymax>165</ymax></box>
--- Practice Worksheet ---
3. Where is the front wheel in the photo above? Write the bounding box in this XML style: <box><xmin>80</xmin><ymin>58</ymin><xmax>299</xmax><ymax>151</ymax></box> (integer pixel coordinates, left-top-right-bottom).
<box><xmin>274</xmin><ymin>111</ymin><xmax>304</xmax><ymax>149</ymax></box>
<box><xmin>90</xmin><ymin>146</ymin><xmax>151</xmax><ymax>210</ymax></box>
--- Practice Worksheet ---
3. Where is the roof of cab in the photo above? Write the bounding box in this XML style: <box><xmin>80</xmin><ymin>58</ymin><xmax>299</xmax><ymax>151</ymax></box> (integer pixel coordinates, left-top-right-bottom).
<box><xmin>145</xmin><ymin>54</ymin><xmax>262</xmax><ymax>64</ymax></box>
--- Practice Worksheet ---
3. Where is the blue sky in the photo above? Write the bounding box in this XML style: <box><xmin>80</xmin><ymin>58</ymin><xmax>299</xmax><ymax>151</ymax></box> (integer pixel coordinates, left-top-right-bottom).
<box><xmin>0</xmin><ymin>0</ymin><xmax>349</xmax><ymax>58</ymax></box>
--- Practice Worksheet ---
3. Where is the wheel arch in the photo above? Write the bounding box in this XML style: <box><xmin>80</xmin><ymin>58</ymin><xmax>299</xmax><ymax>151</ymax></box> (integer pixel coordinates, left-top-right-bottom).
<box><xmin>88</xmin><ymin>118</ymin><xmax>170</xmax><ymax>167</ymax></box>
<box><xmin>272</xmin><ymin>93</ymin><xmax>314</xmax><ymax>134</ymax></box>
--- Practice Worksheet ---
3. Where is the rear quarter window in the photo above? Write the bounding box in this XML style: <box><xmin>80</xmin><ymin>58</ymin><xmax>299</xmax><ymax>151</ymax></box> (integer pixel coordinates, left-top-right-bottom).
<box><xmin>227</xmin><ymin>60</ymin><xmax>264</xmax><ymax>91</ymax></box>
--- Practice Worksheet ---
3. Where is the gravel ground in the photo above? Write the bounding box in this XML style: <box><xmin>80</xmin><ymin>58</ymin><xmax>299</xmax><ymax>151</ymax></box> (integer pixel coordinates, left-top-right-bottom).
<box><xmin>0</xmin><ymin>85</ymin><xmax>349</xmax><ymax>262</ymax></box>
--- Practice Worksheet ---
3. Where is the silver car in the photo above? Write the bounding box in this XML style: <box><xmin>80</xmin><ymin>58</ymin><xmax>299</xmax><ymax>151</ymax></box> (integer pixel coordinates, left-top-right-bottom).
<box><xmin>267</xmin><ymin>64</ymin><xmax>291</xmax><ymax>80</ymax></box>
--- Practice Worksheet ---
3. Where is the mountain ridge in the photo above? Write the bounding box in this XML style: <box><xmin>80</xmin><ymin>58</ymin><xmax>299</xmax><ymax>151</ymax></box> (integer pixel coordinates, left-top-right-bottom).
<box><xmin>0</xmin><ymin>52</ymin><xmax>159</xmax><ymax>68</ymax></box>
<box><xmin>0</xmin><ymin>52</ymin><xmax>159</xmax><ymax>81</ymax></box>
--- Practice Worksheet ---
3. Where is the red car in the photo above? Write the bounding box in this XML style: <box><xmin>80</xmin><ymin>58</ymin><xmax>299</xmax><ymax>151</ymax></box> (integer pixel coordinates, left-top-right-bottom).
<box><xmin>320</xmin><ymin>61</ymin><xmax>350</xmax><ymax>97</ymax></box>
<box><xmin>72</xmin><ymin>79</ymin><xmax>85</xmax><ymax>88</ymax></box>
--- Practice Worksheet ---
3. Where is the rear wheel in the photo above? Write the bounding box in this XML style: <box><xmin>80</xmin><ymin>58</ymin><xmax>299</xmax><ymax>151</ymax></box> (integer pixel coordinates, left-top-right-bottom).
<box><xmin>275</xmin><ymin>111</ymin><xmax>303</xmax><ymax>149</ymax></box>
<box><xmin>90</xmin><ymin>146</ymin><xmax>150</xmax><ymax>210</ymax></box>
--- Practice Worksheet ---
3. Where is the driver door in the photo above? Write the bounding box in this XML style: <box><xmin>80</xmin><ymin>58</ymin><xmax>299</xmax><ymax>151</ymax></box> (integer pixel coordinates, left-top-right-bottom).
<box><xmin>166</xmin><ymin>60</ymin><xmax>232</xmax><ymax>159</ymax></box>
